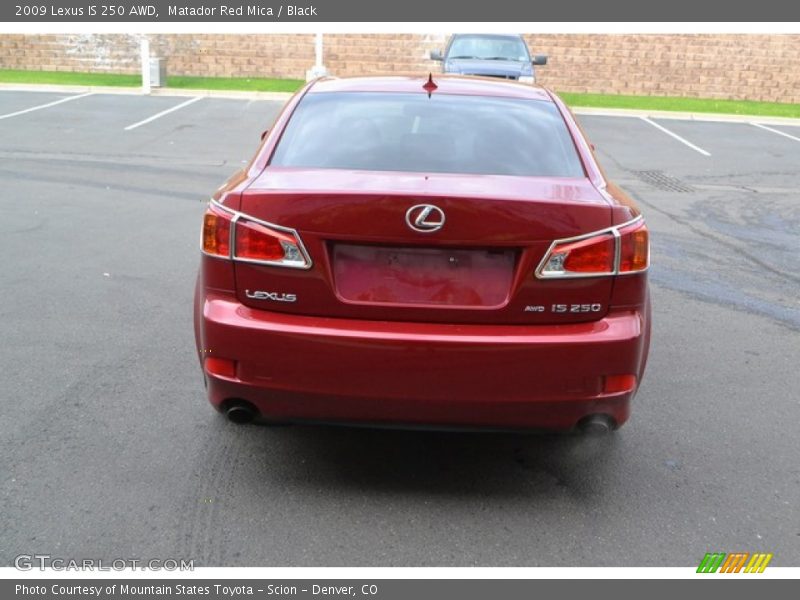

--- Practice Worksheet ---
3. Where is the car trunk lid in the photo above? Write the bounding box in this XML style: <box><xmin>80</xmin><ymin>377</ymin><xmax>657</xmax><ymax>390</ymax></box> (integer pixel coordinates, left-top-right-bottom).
<box><xmin>233</xmin><ymin>167</ymin><xmax>614</xmax><ymax>324</ymax></box>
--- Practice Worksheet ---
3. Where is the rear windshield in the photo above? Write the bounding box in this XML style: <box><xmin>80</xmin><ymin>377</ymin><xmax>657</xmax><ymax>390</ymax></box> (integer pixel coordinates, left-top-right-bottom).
<box><xmin>270</xmin><ymin>92</ymin><xmax>585</xmax><ymax>178</ymax></box>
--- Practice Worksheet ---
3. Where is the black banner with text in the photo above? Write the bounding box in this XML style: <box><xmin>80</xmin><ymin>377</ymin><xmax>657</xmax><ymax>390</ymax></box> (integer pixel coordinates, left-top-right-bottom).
<box><xmin>3</xmin><ymin>0</ymin><xmax>800</xmax><ymax>22</ymax></box>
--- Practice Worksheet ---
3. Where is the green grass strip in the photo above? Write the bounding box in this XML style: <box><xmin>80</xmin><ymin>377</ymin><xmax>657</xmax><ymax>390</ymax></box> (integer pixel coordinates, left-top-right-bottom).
<box><xmin>559</xmin><ymin>91</ymin><xmax>800</xmax><ymax>119</ymax></box>
<box><xmin>0</xmin><ymin>69</ymin><xmax>304</xmax><ymax>93</ymax></box>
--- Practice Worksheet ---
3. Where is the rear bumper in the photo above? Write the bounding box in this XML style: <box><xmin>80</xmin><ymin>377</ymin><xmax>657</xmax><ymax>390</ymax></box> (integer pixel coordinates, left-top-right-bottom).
<box><xmin>196</xmin><ymin>294</ymin><xmax>650</xmax><ymax>431</ymax></box>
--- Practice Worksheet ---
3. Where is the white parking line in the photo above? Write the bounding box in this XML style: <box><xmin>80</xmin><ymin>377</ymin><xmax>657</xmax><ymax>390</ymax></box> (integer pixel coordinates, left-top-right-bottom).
<box><xmin>751</xmin><ymin>122</ymin><xmax>800</xmax><ymax>143</ymax></box>
<box><xmin>639</xmin><ymin>116</ymin><xmax>712</xmax><ymax>157</ymax></box>
<box><xmin>0</xmin><ymin>92</ymin><xmax>94</xmax><ymax>121</ymax></box>
<box><xmin>123</xmin><ymin>96</ymin><xmax>203</xmax><ymax>131</ymax></box>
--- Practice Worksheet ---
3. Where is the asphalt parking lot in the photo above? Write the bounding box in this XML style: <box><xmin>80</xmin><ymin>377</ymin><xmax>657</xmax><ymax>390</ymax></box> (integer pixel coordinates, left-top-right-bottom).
<box><xmin>1</xmin><ymin>90</ymin><xmax>798</xmax><ymax>567</ymax></box>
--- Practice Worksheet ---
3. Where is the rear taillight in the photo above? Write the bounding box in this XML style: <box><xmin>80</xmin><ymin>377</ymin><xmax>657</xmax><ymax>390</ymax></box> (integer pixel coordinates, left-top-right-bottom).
<box><xmin>201</xmin><ymin>200</ymin><xmax>311</xmax><ymax>269</ymax></box>
<box><xmin>536</xmin><ymin>216</ymin><xmax>649</xmax><ymax>279</ymax></box>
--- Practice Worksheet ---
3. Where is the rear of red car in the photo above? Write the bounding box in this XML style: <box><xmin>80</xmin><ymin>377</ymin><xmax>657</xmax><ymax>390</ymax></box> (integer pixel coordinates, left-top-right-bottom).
<box><xmin>194</xmin><ymin>76</ymin><xmax>651</xmax><ymax>432</ymax></box>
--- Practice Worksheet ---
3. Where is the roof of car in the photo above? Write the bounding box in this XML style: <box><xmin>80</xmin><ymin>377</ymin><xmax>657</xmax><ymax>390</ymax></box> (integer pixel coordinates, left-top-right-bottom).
<box><xmin>450</xmin><ymin>33</ymin><xmax>524</xmax><ymax>39</ymax></box>
<box><xmin>307</xmin><ymin>75</ymin><xmax>553</xmax><ymax>102</ymax></box>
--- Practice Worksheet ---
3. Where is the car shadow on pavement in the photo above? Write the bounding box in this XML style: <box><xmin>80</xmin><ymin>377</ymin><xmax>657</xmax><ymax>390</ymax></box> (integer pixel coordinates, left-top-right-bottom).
<box><xmin>239</xmin><ymin>420</ymin><xmax>624</xmax><ymax>500</ymax></box>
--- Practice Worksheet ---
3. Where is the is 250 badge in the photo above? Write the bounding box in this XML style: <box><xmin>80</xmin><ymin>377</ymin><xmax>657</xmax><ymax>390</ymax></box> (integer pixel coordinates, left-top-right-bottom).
<box><xmin>525</xmin><ymin>303</ymin><xmax>603</xmax><ymax>313</ymax></box>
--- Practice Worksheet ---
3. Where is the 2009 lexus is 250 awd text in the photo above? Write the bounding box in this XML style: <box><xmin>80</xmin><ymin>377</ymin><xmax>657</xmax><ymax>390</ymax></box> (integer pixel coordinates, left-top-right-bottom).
<box><xmin>194</xmin><ymin>75</ymin><xmax>651</xmax><ymax>433</ymax></box>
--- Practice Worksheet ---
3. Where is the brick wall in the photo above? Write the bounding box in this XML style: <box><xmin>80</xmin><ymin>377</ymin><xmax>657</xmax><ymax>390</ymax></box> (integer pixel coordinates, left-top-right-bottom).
<box><xmin>1</xmin><ymin>33</ymin><xmax>798</xmax><ymax>103</ymax></box>
<box><xmin>524</xmin><ymin>34</ymin><xmax>800</xmax><ymax>102</ymax></box>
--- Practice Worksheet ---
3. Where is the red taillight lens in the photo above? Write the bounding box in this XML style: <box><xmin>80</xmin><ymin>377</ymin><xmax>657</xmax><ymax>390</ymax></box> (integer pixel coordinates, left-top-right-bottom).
<box><xmin>235</xmin><ymin>219</ymin><xmax>297</xmax><ymax>262</ymax></box>
<box><xmin>541</xmin><ymin>233</ymin><xmax>615</xmax><ymax>276</ymax></box>
<box><xmin>562</xmin><ymin>234</ymin><xmax>616</xmax><ymax>273</ymax></box>
<box><xmin>202</xmin><ymin>205</ymin><xmax>232</xmax><ymax>257</ymax></box>
<box><xmin>618</xmin><ymin>220</ymin><xmax>649</xmax><ymax>273</ymax></box>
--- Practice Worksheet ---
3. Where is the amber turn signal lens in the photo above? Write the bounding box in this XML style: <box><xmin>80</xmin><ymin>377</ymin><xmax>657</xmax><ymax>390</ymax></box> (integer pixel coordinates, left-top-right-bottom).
<box><xmin>618</xmin><ymin>221</ymin><xmax>649</xmax><ymax>273</ymax></box>
<box><xmin>202</xmin><ymin>206</ymin><xmax>232</xmax><ymax>257</ymax></box>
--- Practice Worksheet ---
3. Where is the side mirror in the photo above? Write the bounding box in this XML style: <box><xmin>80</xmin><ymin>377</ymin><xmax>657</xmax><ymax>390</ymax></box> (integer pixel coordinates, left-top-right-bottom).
<box><xmin>260</xmin><ymin>129</ymin><xmax>269</xmax><ymax>141</ymax></box>
<box><xmin>430</xmin><ymin>49</ymin><xmax>443</xmax><ymax>61</ymax></box>
<box><xmin>532</xmin><ymin>54</ymin><xmax>548</xmax><ymax>66</ymax></box>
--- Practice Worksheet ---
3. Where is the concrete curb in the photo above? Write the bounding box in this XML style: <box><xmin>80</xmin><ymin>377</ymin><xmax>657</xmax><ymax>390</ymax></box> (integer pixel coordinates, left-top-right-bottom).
<box><xmin>0</xmin><ymin>83</ymin><xmax>296</xmax><ymax>101</ymax></box>
<box><xmin>0</xmin><ymin>83</ymin><xmax>146</xmax><ymax>95</ymax></box>
<box><xmin>150</xmin><ymin>88</ymin><xmax>296</xmax><ymax>101</ymax></box>
<box><xmin>2</xmin><ymin>83</ymin><xmax>798</xmax><ymax>127</ymax></box>
<box><xmin>571</xmin><ymin>106</ymin><xmax>800</xmax><ymax>127</ymax></box>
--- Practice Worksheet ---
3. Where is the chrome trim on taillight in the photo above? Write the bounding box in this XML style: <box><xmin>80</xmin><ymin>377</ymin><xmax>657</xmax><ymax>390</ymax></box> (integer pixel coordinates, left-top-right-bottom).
<box><xmin>201</xmin><ymin>199</ymin><xmax>313</xmax><ymax>270</ymax></box>
<box><xmin>534</xmin><ymin>215</ymin><xmax>648</xmax><ymax>279</ymax></box>
<box><xmin>612</xmin><ymin>226</ymin><xmax>622</xmax><ymax>274</ymax></box>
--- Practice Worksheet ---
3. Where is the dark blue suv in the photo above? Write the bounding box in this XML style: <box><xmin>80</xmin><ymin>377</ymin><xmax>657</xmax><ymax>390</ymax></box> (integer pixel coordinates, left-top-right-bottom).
<box><xmin>430</xmin><ymin>34</ymin><xmax>547</xmax><ymax>83</ymax></box>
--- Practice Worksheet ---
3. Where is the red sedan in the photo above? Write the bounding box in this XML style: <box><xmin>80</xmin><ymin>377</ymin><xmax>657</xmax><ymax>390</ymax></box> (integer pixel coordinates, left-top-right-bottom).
<box><xmin>194</xmin><ymin>75</ymin><xmax>651</xmax><ymax>433</ymax></box>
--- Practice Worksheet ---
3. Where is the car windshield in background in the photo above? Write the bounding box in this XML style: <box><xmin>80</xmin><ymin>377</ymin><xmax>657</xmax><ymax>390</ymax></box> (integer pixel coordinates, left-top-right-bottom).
<box><xmin>270</xmin><ymin>92</ymin><xmax>585</xmax><ymax>178</ymax></box>
<box><xmin>448</xmin><ymin>36</ymin><xmax>529</xmax><ymax>61</ymax></box>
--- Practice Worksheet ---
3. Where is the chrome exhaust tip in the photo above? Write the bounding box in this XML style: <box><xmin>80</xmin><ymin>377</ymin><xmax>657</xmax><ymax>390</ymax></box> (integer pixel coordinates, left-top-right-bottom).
<box><xmin>578</xmin><ymin>414</ymin><xmax>615</xmax><ymax>435</ymax></box>
<box><xmin>223</xmin><ymin>400</ymin><xmax>258</xmax><ymax>425</ymax></box>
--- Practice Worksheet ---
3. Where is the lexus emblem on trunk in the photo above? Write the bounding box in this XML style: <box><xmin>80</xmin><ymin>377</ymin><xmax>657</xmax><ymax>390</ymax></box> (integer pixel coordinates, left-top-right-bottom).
<box><xmin>406</xmin><ymin>204</ymin><xmax>446</xmax><ymax>233</ymax></box>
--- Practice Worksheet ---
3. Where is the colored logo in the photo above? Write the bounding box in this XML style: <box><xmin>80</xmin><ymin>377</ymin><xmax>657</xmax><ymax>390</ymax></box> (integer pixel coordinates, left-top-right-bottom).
<box><xmin>697</xmin><ymin>552</ymin><xmax>773</xmax><ymax>573</ymax></box>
